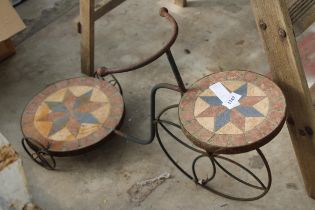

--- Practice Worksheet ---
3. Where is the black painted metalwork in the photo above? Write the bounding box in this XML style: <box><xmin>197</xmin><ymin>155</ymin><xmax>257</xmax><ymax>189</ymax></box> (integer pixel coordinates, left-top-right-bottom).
<box><xmin>114</xmin><ymin>84</ymin><xmax>182</xmax><ymax>145</ymax></box>
<box><xmin>22</xmin><ymin>137</ymin><xmax>56</xmax><ymax>170</ymax></box>
<box><xmin>154</xmin><ymin>104</ymin><xmax>272</xmax><ymax>201</ymax></box>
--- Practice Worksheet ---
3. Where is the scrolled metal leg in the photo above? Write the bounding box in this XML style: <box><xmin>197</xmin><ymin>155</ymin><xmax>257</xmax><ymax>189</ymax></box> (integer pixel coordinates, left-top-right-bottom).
<box><xmin>156</xmin><ymin>104</ymin><xmax>205</xmax><ymax>180</ymax></box>
<box><xmin>192</xmin><ymin>154</ymin><xmax>216</xmax><ymax>184</ymax></box>
<box><xmin>192</xmin><ymin>149</ymin><xmax>272</xmax><ymax>201</ymax></box>
<box><xmin>94</xmin><ymin>73</ymin><xmax>123</xmax><ymax>95</ymax></box>
<box><xmin>22</xmin><ymin>138</ymin><xmax>56</xmax><ymax>170</ymax></box>
<box><xmin>156</xmin><ymin>105</ymin><xmax>272</xmax><ymax>201</ymax></box>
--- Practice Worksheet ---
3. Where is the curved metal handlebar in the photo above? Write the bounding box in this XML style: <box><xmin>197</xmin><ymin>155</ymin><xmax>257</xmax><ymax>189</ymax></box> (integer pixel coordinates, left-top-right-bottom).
<box><xmin>96</xmin><ymin>7</ymin><xmax>179</xmax><ymax>76</ymax></box>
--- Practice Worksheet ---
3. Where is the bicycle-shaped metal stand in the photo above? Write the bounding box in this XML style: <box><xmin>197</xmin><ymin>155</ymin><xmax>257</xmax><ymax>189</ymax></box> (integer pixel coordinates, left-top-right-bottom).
<box><xmin>21</xmin><ymin>8</ymin><xmax>286</xmax><ymax>202</ymax></box>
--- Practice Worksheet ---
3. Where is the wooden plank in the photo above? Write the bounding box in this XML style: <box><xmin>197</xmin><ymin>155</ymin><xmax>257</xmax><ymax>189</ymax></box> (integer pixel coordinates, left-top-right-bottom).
<box><xmin>286</xmin><ymin>0</ymin><xmax>315</xmax><ymax>35</ymax></box>
<box><xmin>75</xmin><ymin>0</ymin><xmax>125</xmax><ymax>30</ymax></box>
<box><xmin>296</xmin><ymin>5</ymin><xmax>315</xmax><ymax>33</ymax></box>
<box><xmin>80</xmin><ymin>0</ymin><xmax>95</xmax><ymax>75</ymax></box>
<box><xmin>94</xmin><ymin>0</ymin><xmax>126</xmax><ymax>21</ymax></box>
<box><xmin>251</xmin><ymin>0</ymin><xmax>315</xmax><ymax>198</ymax></box>
<box><xmin>286</xmin><ymin>0</ymin><xmax>300</xmax><ymax>7</ymax></box>
<box><xmin>287</xmin><ymin>0</ymin><xmax>315</xmax><ymax>36</ymax></box>
<box><xmin>174</xmin><ymin>0</ymin><xmax>187</xmax><ymax>7</ymax></box>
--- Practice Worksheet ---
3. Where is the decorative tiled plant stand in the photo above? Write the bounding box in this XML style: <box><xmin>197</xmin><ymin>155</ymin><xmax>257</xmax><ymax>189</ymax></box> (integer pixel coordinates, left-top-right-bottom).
<box><xmin>20</xmin><ymin>8</ymin><xmax>186</xmax><ymax>170</ymax></box>
<box><xmin>155</xmin><ymin>70</ymin><xmax>286</xmax><ymax>201</ymax></box>
<box><xmin>21</xmin><ymin>77</ymin><xmax>124</xmax><ymax>169</ymax></box>
<box><xmin>20</xmin><ymin>7</ymin><xmax>287</xmax><ymax>201</ymax></box>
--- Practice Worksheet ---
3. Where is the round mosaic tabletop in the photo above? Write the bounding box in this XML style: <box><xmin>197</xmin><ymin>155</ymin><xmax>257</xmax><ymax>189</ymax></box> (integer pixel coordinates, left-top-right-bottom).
<box><xmin>179</xmin><ymin>70</ymin><xmax>286</xmax><ymax>154</ymax></box>
<box><xmin>21</xmin><ymin>77</ymin><xmax>124</xmax><ymax>155</ymax></box>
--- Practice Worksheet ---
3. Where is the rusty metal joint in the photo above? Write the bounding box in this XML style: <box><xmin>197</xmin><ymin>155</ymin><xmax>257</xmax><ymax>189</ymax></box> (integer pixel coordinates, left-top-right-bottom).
<box><xmin>95</xmin><ymin>66</ymin><xmax>109</xmax><ymax>77</ymax></box>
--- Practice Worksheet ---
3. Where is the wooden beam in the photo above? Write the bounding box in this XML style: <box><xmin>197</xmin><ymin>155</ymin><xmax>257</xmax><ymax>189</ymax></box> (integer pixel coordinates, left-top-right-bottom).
<box><xmin>80</xmin><ymin>0</ymin><xmax>95</xmax><ymax>75</ymax></box>
<box><xmin>94</xmin><ymin>0</ymin><xmax>126</xmax><ymax>21</ymax></box>
<box><xmin>251</xmin><ymin>0</ymin><xmax>315</xmax><ymax>198</ymax></box>
<box><xmin>287</xmin><ymin>0</ymin><xmax>315</xmax><ymax>36</ymax></box>
<box><xmin>174</xmin><ymin>0</ymin><xmax>187</xmax><ymax>7</ymax></box>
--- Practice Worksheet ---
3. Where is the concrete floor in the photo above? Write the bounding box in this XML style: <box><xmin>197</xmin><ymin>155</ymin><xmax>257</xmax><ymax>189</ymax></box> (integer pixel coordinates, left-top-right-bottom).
<box><xmin>1</xmin><ymin>0</ymin><xmax>315</xmax><ymax>209</ymax></box>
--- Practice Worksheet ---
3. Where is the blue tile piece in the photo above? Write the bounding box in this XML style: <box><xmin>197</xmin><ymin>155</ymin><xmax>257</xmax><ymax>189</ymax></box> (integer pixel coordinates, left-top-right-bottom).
<box><xmin>46</xmin><ymin>102</ymin><xmax>67</xmax><ymax>113</ymax></box>
<box><xmin>215</xmin><ymin>109</ymin><xmax>231</xmax><ymax>131</ymax></box>
<box><xmin>48</xmin><ymin>114</ymin><xmax>69</xmax><ymax>136</ymax></box>
<box><xmin>73</xmin><ymin>90</ymin><xmax>93</xmax><ymax>110</ymax></box>
<box><xmin>234</xmin><ymin>83</ymin><xmax>247</xmax><ymax>97</ymax></box>
<box><xmin>200</xmin><ymin>96</ymin><xmax>222</xmax><ymax>106</ymax></box>
<box><xmin>74</xmin><ymin>112</ymin><xmax>100</xmax><ymax>124</ymax></box>
<box><xmin>236</xmin><ymin>106</ymin><xmax>263</xmax><ymax>117</ymax></box>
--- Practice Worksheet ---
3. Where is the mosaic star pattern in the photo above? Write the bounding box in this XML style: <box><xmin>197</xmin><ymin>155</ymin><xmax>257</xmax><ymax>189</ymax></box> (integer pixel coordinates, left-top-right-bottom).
<box><xmin>179</xmin><ymin>71</ymin><xmax>286</xmax><ymax>154</ymax></box>
<box><xmin>34</xmin><ymin>87</ymin><xmax>109</xmax><ymax>141</ymax></box>
<box><xmin>194</xmin><ymin>81</ymin><xmax>268</xmax><ymax>134</ymax></box>
<box><xmin>21</xmin><ymin>77</ymin><xmax>124</xmax><ymax>153</ymax></box>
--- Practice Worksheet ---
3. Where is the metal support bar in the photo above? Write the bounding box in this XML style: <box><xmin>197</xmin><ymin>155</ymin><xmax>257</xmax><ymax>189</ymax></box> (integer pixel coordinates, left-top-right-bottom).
<box><xmin>166</xmin><ymin>50</ymin><xmax>187</xmax><ymax>93</ymax></box>
<box><xmin>114</xmin><ymin>83</ymin><xmax>182</xmax><ymax>144</ymax></box>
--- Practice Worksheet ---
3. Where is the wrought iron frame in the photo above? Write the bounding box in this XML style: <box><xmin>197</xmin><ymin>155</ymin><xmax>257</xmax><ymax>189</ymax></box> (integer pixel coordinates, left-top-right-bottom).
<box><xmin>154</xmin><ymin>104</ymin><xmax>272</xmax><ymax>201</ymax></box>
<box><xmin>21</xmin><ymin>7</ymin><xmax>274</xmax><ymax>202</ymax></box>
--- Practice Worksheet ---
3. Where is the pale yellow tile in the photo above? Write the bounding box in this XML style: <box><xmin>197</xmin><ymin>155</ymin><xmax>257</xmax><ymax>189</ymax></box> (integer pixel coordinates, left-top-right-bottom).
<box><xmin>77</xmin><ymin>123</ymin><xmax>101</xmax><ymax>139</ymax></box>
<box><xmin>253</xmin><ymin>97</ymin><xmax>269</xmax><ymax>116</ymax></box>
<box><xmin>69</xmin><ymin>86</ymin><xmax>92</xmax><ymax>97</ymax></box>
<box><xmin>245</xmin><ymin>117</ymin><xmax>264</xmax><ymax>132</ymax></box>
<box><xmin>196</xmin><ymin>117</ymin><xmax>214</xmax><ymax>132</ymax></box>
<box><xmin>247</xmin><ymin>83</ymin><xmax>266</xmax><ymax>96</ymax></box>
<box><xmin>90</xmin><ymin>88</ymin><xmax>109</xmax><ymax>102</ymax></box>
<box><xmin>49</xmin><ymin>127</ymin><xmax>75</xmax><ymax>141</ymax></box>
<box><xmin>91</xmin><ymin>105</ymin><xmax>110</xmax><ymax>123</ymax></box>
<box><xmin>194</xmin><ymin>98</ymin><xmax>210</xmax><ymax>116</ymax></box>
<box><xmin>216</xmin><ymin>122</ymin><xmax>243</xmax><ymax>134</ymax></box>
<box><xmin>35</xmin><ymin>121</ymin><xmax>52</xmax><ymax>137</ymax></box>
<box><xmin>35</xmin><ymin>103</ymin><xmax>50</xmax><ymax>121</ymax></box>
<box><xmin>45</xmin><ymin>88</ymin><xmax>67</xmax><ymax>102</ymax></box>
<box><xmin>221</xmin><ymin>81</ymin><xmax>244</xmax><ymax>92</ymax></box>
